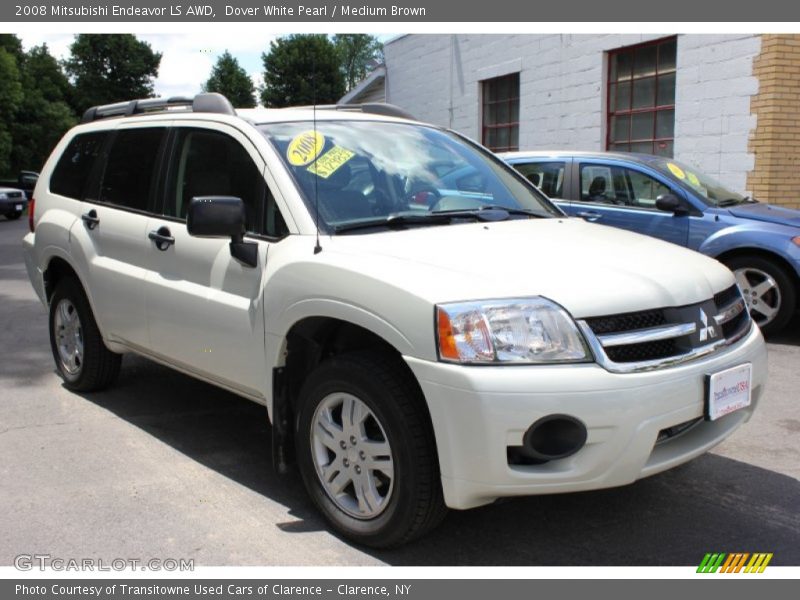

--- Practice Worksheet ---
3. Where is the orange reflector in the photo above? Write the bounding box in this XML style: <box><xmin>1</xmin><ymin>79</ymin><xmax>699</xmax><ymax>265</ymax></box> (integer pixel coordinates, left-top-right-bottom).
<box><xmin>437</xmin><ymin>308</ymin><xmax>459</xmax><ymax>360</ymax></box>
<box><xmin>793</xmin><ymin>236</ymin><xmax>800</xmax><ymax>246</ymax></box>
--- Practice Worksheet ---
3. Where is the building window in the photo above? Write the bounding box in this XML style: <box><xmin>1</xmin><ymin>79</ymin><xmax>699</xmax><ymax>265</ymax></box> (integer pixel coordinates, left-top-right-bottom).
<box><xmin>482</xmin><ymin>73</ymin><xmax>520</xmax><ymax>152</ymax></box>
<box><xmin>607</xmin><ymin>37</ymin><xmax>677</xmax><ymax>157</ymax></box>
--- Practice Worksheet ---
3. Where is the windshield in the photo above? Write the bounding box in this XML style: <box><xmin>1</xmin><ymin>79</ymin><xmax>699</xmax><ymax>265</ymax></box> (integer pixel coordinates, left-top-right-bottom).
<box><xmin>654</xmin><ymin>158</ymin><xmax>747</xmax><ymax>206</ymax></box>
<box><xmin>260</xmin><ymin>120</ymin><xmax>560</xmax><ymax>232</ymax></box>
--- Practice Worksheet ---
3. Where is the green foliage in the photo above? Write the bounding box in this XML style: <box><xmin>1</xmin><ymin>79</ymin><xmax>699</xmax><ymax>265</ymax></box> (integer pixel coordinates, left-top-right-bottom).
<box><xmin>10</xmin><ymin>44</ymin><xmax>76</xmax><ymax>173</ymax></box>
<box><xmin>332</xmin><ymin>34</ymin><xmax>384</xmax><ymax>91</ymax></box>
<box><xmin>260</xmin><ymin>35</ymin><xmax>345</xmax><ymax>107</ymax></box>
<box><xmin>64</xmin><ymin>34</ymin><xmax>161</xmax><ymax>113</ymax></box>
<box><xmin>0</xmin><ymin>38</ymin><xmax>24</xmax><ymax>175</ymax></box>
<box><xmin>203</xmin><ymin>51</ymin><xmax>256</xmax><ymax>108</ymax></box>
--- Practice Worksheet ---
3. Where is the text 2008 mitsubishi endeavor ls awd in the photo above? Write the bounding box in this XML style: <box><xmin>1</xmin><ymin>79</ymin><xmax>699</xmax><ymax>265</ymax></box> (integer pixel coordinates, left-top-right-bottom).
<box><xmin>22</xmin><ymin>93</ymin><xmax>767</xmax><ymax>547</ymax></box>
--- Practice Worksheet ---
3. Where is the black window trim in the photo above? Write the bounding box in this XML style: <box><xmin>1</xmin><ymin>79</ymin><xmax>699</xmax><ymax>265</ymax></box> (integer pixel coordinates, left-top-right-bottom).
<box><xmin>88</xmin><ymin>126</ymin><xmax>171</xmax><ymax>216</ymax></box>
<box><xmin>159</xmin><ymin>124</ymin><xmax>288</xmax><ymax>240</ymax></box>
<box><xmin>48</xmin><ymin>130</ymin><xmax>110</xmax><ymax>201</ymax></box>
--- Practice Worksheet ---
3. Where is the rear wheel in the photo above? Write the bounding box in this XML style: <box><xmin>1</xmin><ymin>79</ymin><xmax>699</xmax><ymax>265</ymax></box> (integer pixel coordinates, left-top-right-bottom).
<box><xmin>49</xmin><ymin>278</ymin><xmax>121</xmax><ymax>391</ymax></box>
<box><xmin>295</xmin><ymin>351</ymin><xmax>446</xmax><ymax>547</ymax></box>
<box><xmin>724</xmin><ymin>255</ymin><xmax>796</xmax><ymax>335</ymax></box>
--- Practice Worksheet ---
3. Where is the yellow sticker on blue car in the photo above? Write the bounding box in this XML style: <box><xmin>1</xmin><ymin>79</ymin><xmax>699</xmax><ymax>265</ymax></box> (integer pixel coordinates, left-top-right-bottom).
<box><xmin>308</xmin><ymin>146</ymin><xmax>356</xmax><ymax>179</ymax></box>
<box><xmin>667</xmin><ymin>162</ymin><xmax>686</xmax><ymax>179</ymax></box>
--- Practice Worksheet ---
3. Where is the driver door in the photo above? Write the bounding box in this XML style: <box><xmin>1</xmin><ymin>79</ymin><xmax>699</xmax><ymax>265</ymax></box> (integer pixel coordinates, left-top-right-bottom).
<box><xmin>572</xmin><ymin>161</ymin><xmax>690</xmax><ymax>246</ymax></box>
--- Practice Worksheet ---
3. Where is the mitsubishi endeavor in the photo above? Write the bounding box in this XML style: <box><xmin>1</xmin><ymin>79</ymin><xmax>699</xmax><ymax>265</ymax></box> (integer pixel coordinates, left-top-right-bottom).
<box><xmin>23</xmin><ymin>93</ymin><xmax>767</xmax><ymax>547</ymax></box>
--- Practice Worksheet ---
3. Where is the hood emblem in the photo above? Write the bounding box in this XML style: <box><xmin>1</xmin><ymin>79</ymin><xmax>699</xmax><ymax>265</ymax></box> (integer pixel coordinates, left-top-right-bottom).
<box><xmin>699</xmin><ymin>308</ymin><xmax>717</xmax><ymax>342</ymax></box>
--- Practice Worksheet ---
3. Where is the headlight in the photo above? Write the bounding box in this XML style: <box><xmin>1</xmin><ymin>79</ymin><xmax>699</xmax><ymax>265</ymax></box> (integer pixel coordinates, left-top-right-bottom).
<box><xmin>436</xmin><ymin>297</ymin><xmax>590</xmax><ymax>364</ymax></box>
<box><xmin>0</xmin><ymin>193</ymin><xmax>7</xmax><ymax>200</ymax></box>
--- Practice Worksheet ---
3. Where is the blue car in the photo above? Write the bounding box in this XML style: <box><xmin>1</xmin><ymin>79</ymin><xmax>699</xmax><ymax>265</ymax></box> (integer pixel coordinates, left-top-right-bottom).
<box><xmin>502</xmin><ymin>151</ymin><xmax>800</xmax><ymax>334</ymax></box>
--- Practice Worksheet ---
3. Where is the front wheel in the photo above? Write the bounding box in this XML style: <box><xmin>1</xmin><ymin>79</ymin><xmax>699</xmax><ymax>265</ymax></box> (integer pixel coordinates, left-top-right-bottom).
<box><xmin>295</xmin><ymin>351</ymin><xmax>446</xmax><ymax>547</ymax></box>
<box><xmin>724</xmin><ymin>255</ymin><xmax>797</xmax><ymax>335</ymax></box>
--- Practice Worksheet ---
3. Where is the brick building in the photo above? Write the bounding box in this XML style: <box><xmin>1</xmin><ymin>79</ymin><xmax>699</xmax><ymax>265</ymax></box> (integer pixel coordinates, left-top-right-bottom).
<box><xmin>357</xmin><ymin>34</ymin><xmax>800</xmax><ymax>209</ymax></box>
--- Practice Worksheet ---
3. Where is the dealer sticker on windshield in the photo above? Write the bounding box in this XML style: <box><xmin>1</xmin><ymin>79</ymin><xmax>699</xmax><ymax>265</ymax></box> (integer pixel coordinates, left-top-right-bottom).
<box><xmin>706</xmin><ymin>363</ymin><xmax>752</xmax><ymax>421</ymax></box>
<box><xmin>287</xmin><ymin>130</ymin><xmax>325</xmax><ymax>166</ymax></box>
<box><xmin>307</xmin><ymin>145</ymin><xmax>355</xmax><ymax>179</ymax></box>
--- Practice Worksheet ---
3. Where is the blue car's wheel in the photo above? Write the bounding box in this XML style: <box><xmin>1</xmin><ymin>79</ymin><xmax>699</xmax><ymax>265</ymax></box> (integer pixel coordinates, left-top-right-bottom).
<box><xmin>726</xmin><ymin>255</ymin><xmax>796</xmax><ymax>334</ymax></box>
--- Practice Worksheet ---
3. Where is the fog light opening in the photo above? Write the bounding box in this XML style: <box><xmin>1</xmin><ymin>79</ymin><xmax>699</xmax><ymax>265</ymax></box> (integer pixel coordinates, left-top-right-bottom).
<box><xmin>522</xmin><ymin>414</ymin><xmax>587</xmax><ymax>461</ymax></box>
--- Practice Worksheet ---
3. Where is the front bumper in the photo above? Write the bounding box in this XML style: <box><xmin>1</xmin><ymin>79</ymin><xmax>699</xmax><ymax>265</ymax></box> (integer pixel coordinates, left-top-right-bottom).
<box><xmin>404</xmin><ymin>324</ymin><xmax>767</xmax><ymax>510</ymax></box>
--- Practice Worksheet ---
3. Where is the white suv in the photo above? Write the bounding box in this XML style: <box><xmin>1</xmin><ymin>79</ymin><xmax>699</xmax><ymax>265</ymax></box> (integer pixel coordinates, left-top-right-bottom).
<box><xmin>23</xmin><ymin>93</ymin><xmax>767</xmax><ymax>547</ymax></box>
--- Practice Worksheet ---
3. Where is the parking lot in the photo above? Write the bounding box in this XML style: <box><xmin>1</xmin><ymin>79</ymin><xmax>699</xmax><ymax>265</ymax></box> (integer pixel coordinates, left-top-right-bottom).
<box><xmin>1</xmin><ymin>215</ymin><xmax>798</xmax><ymax>566</ymax></box>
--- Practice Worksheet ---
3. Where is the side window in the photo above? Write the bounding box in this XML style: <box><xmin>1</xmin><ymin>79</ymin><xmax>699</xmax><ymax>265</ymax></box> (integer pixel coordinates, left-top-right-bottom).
<box><xmin>513</xmin><ymin>162</ymin><xmax>565</xmax><ymax>198</ymax></box>
<box><xmin>100</xmin><ymin>128</ymin><xmax>166</xmax><ymax>211</ymax></box>
<box><xmin>579</xmin><ymin>164</ymin><xmax>670</xmax><ymax>209</ymax></box>
<box><xmin>165</xmin><ymin>128</ymin><xmax>287</xmax><ymax>237</ymax></box>
<box><xmin>50</xmin><ymin>132</ymin><xmax>107</xmax><ymax>199</ymax></box>
<box><xmin>626</xmin><ymin>168</ymin><xmax>671</xmax><ymax>208</ymax></box>
<box><xmin>580</xmin><ymin>165</ymin><xmax>614</xmax><ymax>203</ymax></box>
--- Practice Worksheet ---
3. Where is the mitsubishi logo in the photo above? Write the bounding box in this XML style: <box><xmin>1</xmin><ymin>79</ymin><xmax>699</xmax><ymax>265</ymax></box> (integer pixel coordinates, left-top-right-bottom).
<box><xmin>699</xmin><ymin>308</ymin><xmax>717</xmax><ymax>342</ymax></box>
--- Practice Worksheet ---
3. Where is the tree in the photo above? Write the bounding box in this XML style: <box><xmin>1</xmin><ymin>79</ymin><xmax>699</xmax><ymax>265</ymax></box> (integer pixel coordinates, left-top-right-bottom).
<box><xmin>10</xmin><ymin>44</ymin><xmax>76</xmax><ymax>173</ymax></box>
<box><xmin>332</xmin><ymin>34</ymin><xmax>384</xmax><ymax>91</ymax></box>
<box><xmin>0</xmin><ymin>36</ymin><xmax>24</xmax><ymax>175</ymax></box>
<box><xmin>203</xmin><ymin>51</ymin><xmax>256</xmax><ymax>108</ymax></box>
<box><xmin>260</xmin><ymin>35</ymin><xmax>345</xmax><ymax>107</ymax></box>
<box><xmin>64</xmin><ymin>34</ymin><xmax>161</xmax><ymax>113</ymax></box>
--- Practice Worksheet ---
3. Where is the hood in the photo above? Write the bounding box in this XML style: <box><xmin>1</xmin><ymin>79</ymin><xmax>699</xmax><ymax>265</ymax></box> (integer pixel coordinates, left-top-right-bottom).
<box><xmin>324</xmin><ymin>218</ymin><xmax>734</xmax><ymax>319</ymax></box>
<box><xmin>728</xmin><ymin>202</ymin><xmax>800</xmax><ymax>228</ymax></box>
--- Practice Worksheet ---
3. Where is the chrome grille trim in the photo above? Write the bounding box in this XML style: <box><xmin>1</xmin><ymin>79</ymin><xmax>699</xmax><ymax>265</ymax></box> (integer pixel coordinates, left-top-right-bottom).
<box><xmin>714</xmin><ymin>298</ymin><xmax>746</xmax><ymax>325</ymax></box>
<box><xmin>597</xmin><ymin>322</ymin><xmax>696</xmax><ymax>348</ymax></box>
<box><xmin>578</xmin><ymin>287</ymin><xmax>753</xmax><ymax>374</ymax></box>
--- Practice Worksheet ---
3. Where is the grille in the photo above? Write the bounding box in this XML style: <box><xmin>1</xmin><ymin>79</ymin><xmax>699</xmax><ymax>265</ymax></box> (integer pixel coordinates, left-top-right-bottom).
<box><xmin>584</xmin><ymin>285</ymin><xmax>750</xmax><ymax>369</ymax></box>
<box><xmin>714</xmin><ymin>285</ymin><xmax>740</xmax><ymax>308</ymax></box>
<box><xmin>584</xmin><ymin>308</ymin><xmax>666</xmax><ymax>335</ymax></box>
<box><xmin>6</xmin><ymin>191</ymin><xmax>22</xmax><ymax>199</ymax></box>
<box><xmin>605</xmin><ymin>339</ymin><xmax>678</xmax><ymax>363</ymax></box>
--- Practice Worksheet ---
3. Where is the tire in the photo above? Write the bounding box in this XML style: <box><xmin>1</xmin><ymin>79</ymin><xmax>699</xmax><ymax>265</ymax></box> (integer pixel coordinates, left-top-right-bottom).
<box><xmin>7</xmin><ymin>211</ymin><xmax>22</xmax><ymax>220</ymax></box>
<box><xmin>295</xmin><ymin>351</ymin><xmax>446</xmax><ymax>547</ymax></box>
<box><xmin>48</xmin><ymin>277</ymin><xmax>121</xmax><ymax>392</ymax></box>
<box><xmin>724</xmin><ymin>254</ymin><xmax>797</xmax><ymax>335</ymax></box>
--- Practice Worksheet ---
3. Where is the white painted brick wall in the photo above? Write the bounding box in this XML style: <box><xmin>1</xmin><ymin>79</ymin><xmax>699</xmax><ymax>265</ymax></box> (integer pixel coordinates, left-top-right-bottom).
<box><xmin>674</xmin><ymin>35</ymin><xmax>760</xmax><ymax>193</ymax></box>
<box><xmin>384</xmin><ymin>34</ymin><xmax>761</xmax><ymax>194</ymax></box>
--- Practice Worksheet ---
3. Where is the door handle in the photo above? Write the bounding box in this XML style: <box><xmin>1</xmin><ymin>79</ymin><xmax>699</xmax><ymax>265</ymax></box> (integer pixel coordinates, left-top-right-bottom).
<box><xmin>81</xmin><ymin>210</ymin><xmax>100</xmax><ymax>230</ymax></box>
<box><xmin>148</xmin><ymin>226</ymin><xmax>175</xmax><ymax>251</ymax></box>
<box><xmin>576</xmin><ymin>211</ymin><xmax>602</xmax><ymax>222</ymax></box>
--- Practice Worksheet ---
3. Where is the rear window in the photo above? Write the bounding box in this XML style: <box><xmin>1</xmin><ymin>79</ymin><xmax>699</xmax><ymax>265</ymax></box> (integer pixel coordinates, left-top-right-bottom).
<box><xmin>50</xmin><ymin>132</ymin><xmax>107</xmax><ymax>199</ymax></box>
<box><xmin>99</xmin><ymin>128</ymin><xmax>166</xmax><ymax>211</ymax></box>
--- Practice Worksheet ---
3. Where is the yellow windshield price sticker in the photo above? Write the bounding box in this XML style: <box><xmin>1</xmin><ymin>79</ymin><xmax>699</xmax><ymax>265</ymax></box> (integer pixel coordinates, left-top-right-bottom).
<box><xmin>667</xmin><ymin>162</ymin><xmax>686</xmax><ymax>179</ymax></box>
<box><xmin>308</xmin><ymin>146</ymin><xmax>356</xmax><ymax>179</ymax></box>
<box><xmin>287</xmin><ymin>130</ymin><xmax>325</xmax><ymax>166</ymax></box>
<box><xmin>687</xmin><ymin>172</ymin><xmax>701</xmax><ymax>187</ymax></box>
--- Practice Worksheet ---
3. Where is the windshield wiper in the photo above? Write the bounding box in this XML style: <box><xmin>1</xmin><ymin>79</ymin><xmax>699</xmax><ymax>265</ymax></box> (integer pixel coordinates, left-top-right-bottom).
<box><xmin>332</xmin><ymin>213</ymin><xmax>455</xmax><ymax>233</ymax></box>
<box><xmin>433</xmin><ymin>205</ymin><xmax>549</xmax><ymax>218</ymax></box>
<box><xmin>332</xmin><ymin>205</ymin><xmax>547</xmax><ymax>234</ymax></box>
<box><xmin>718</xmin><ymin>198</ymin><xmax>746</xmax><ymax>207</ymax></box>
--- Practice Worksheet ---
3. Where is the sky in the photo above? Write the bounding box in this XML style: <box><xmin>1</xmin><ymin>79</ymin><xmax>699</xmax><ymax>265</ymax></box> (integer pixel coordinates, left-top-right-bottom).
<box><xmin>17</xmin><ymin>33</ymin><xmax>395</xmax><ymax>101</ymax></box>
<box><xmin>19</xmin><ymin>33</ymin><xmax>277</xmax><ymax>99</ymax></box>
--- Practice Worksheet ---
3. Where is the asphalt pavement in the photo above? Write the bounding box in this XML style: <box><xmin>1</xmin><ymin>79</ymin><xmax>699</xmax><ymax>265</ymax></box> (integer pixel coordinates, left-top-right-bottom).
<box><xmin>1</xmin><ymin>215</ymin><xmax>798</xmax><ymax>566</ymax></box>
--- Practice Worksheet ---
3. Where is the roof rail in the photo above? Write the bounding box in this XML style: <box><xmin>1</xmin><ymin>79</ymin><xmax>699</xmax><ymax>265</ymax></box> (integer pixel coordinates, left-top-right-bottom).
<box><xmin>80</xmin><ymin>92</ymin><xmax>236</xmax><ymax>124</ymax></box>
<box><xmin>294</xmin><ymin>103</ymin><xmax>416</xmax><ymax>121</ymax></box>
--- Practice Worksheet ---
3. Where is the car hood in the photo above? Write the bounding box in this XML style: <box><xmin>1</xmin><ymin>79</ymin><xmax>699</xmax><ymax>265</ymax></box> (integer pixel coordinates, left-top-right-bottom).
<box><xmin>324</xmin><ymin>218</ymin><xmax>734</xmax><ymax>319</ymax></box>
<box><xmin>727</xmin><ymin>202</ymin><xmax>800</xmax><ymax>227</ymax></box>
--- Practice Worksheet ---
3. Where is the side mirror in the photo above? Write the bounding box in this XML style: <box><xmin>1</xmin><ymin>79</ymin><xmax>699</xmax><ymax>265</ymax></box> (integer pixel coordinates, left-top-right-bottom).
<box><xmin>187</xmin><ymin>196</ymin><xmax>258</xmax><ymax>267</ymax></box>
<box><xmin>655</xmin><ymin>193</ymin><xmax>689</xmax><ymax>216</ymax></box>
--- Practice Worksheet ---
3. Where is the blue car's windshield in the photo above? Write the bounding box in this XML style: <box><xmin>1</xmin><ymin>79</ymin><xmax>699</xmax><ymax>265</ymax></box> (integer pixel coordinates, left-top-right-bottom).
<box><xmin>260</xmin><ymin>120</ymin><xmax>559</xmax><ymax>232</ymax></box>
<box><xmin>654</xmin><ymin>158</ymin><xmax>747</xmax><ymax>206</ymax></box>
